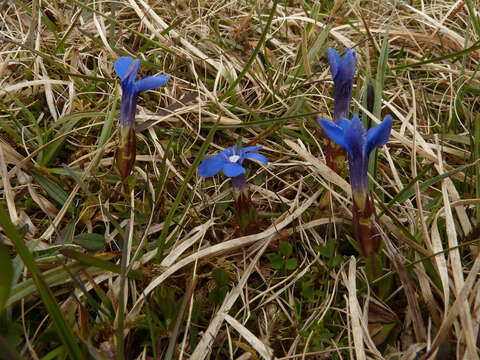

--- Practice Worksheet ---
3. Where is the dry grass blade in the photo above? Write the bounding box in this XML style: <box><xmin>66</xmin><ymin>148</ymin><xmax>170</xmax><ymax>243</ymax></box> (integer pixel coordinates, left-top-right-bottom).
<box><xmin>382</xmin><ymin>233</ymin><xmax>426</xmax><ymax>342</ymax></box>
<box><xmin>422</xmin><ymin>253</ymin><xmax>480</xmax><ymax>360</ymax></box>
<box><xmin>190</xmin><ymin>238</ymin><xmax>272</xmax><ymax>360</ymax></box>
<box><xmin>39</xmin><ymin>148</ymin><xmax>99</xmax><ymax>241</ymax></box>
<box><xmin>135</xmin><ymin>92</ymin><xmax>199</xmax><ymax>133</ymax></box>
<box><xmin>25</xmin><ymin>181</ymin><xmax>58</xmax><ymax>219</ymax></box>
<box><xmin>344</xmin><ymin>257</ymin><xmax>366</xmax><ymax>360</ymax></box>
<box><xmin>224</xmin><ymin>313</ymin><xmax>274</xmax><ymax>359</ymax></box>
<box><xmin>128</xmin><ymin>0</ymin><xmax>229</xmax><ymax>76</ymax></box>
<box><xmin>0</xmin><ymin>140</ymin><xmax>24</xmax><ymax>168</ymax></box>
<box><xmin>430</xmin><ymin>214</ymin><xmax>450</xmax><ymax>316</ymax></box>
<box><xmin>127</xmin><ymin>190</ymin><xmax>322</xmax><ymax>321</ymax></box>
<box><xmin>0</xmin><ymin>145</ymin><xmax>18</xmax><ymax>225</ymax></box>
<box><xmin>1</xmin><ymin>79</ymin><xmax>72</xmax><ymax>94</ymax></box>
<box><xmin>437</xmin><ymin>141</ymin><xmax>477</xmax><ymax>358</ymax></box>
<box><xmin>284</xmin><ymin>139</ymin><xmax>351</xmax><ymax>195</ymax></box>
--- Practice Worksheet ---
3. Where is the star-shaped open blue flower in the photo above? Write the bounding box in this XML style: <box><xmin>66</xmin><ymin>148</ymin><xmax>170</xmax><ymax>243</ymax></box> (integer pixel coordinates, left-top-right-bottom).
<box><xmin>114</xmin><ymin>56</ymin><xmax>170</xmax><ymax>128</ymax></box>
<box><xmin>328</xmin><ymin>48</ymin><xmax>356</xmax><ymax>122</ymax></box>
<box><xmin>318</xmin><ymin>114</ymin><xmax>392</xmax><ymax>194</ymax></box>
<box><xmin>198</xmin><ymin>145</ymin><xmax>268</xmax><ymax>178</ymax></box>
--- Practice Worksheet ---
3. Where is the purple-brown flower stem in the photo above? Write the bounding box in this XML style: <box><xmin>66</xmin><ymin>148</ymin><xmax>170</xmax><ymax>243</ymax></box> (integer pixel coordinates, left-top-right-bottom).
<box><xmin>231</xmin><ymin>174</ymin><xmax>258</xmax><ymax>235</ymax></box>
<box><xmin>352</xmin><ymin>190</ymin><xmax>381</xmax><ymax>279</ymax></box>
<box><xmin>116</xmin><ymin>126</ymin><xmax>136</xmax><ymax>192</ymax></box>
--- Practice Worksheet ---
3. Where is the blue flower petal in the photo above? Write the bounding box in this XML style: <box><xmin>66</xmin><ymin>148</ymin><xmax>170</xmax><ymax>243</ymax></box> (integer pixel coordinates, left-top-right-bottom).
<box><xmin>218</xmin><ymin>147</ymin><xmax>234</xmax><ymax>161</ymax></box>
<box><xmin>328</xmin><ymin>48</ymin><xmax>341</xmax><ymax>78</ymax></box>
<box><xmin>344</xmin><ymin>48</ymin><xmax>356</xmax><ymax>67</ymax></box>
<box><xmin>245</xmin><ymin>152</ymin><xmax>268</xmax><ymax>165</ymax></box>
<box><xmin>336</xmin><ymin>118</ymin><xmax>351</xmax><ymax>131</ymax></box>
<box><xmin>241</xmin><ymin>146</ymin><xmax>263</xmax><ymax>154</ymax></box>
<box><xmin>136</xmin><ymin>75</ymin><xmax>170</xmax><ymax>93</ymax></box>
<box><xmin>198</xmin><ymin>156</ymin><xmax>225</xmax><ymax>178</ymax></box>
<box><xmin>115</xmin><ymin>57</ymin><xmax>136</xmax><ymax>80</ymax></box>
<box><xmin>122</xmin><ymin>59</ymin><xmax>141</xmax><ymax>85</ymax></box>
<box><xmin>239</xmin><ymin>146</ymin><xmax>262</xmax><ymax>163</ymax></box>
<box><xmin>343</xmin><ymin>114</ymin><xmax>366</xmax><ymax>158</ymax></box>
<box><xmin>334</xmin><ymin>48</ymin><xmax>356</xmax><ymax>85</ymax></box>
<box><xmin>318</xmin><ymin>118</ymin><xmax>348</xmax><ymax>150</ymax></box>
<box><xmin>366</xmin><ymin>115</ymin><xmax>392</xmax><ymax>156</ymax></box>
<box><xmin>222</xmin><ymin>163</ymin><xmax>245</xmax><ymax>177</ymax></box>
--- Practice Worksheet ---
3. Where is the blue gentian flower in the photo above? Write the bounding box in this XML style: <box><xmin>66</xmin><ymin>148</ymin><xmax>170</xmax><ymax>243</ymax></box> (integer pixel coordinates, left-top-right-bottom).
<box><xmin>318</xmin><ymin>114</ymin><xmax>392</xmax><ymax>197</ymax></box>
<box><xmin>198</xmin><ymin>145</ymin><xmax>268</xmax><ymax>178</ymax></box>
<box><xmin>114</xmin><ymin>57</ymin><xmax>169</xmax><ymax>183</ymax></box>
<box><xmin>328</xmin><ymin>48</ymin><xmax>356</xmax><ymax>122</ymax></box>
<box><xmin>199</xmin><ymin>145</ymin><xmax>268</xmax><ymax>234</ymax></box>
<box><xmin>114</xmin><ymin>56</ymin><xmax>170</xmax><ymax>128</ymax></box>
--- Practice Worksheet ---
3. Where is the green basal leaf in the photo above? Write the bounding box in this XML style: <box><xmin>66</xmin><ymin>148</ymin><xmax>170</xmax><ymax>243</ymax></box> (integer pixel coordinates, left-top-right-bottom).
<box><xmin>74</xmin><ymin>233</ymin><xmax>105</xmax><ymax>251</ymax></box>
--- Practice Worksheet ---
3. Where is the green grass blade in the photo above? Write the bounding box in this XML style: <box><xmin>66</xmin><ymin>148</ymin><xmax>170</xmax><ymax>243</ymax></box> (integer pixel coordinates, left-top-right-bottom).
<box><xmin>0</xmin><ymin>205</ymin><xmax>85</xmax><ymax>359</ymax></box>
<box><xmin>164</xmin><ymin>277</ymin><xmax>197</xmax><ymax>360</ymax></box>
<box><xmin>59</xmin><ymin>248</ymin><xmax>140</xmax><ymax>279</ymax></box>
<box><xmin>60</xmin><ymin>165</ymin><xmax>126</xmax><ymax>240</ymax></box>
<box><xmin>98</xmin><ymin>87</ymin><xmax>118</xmax><ymax>147</ymax></box>
<box><xmin>40</xmin><ymin>112</ymin><xmax>99</xmax><ymax>167</ymax></box>
<box><xmin>369</xmin><ymin>12</ymin><xmax>393</xmax><ymax>185</ymax></box>
<box><xmin>379</xmin><ymin>161</ymin><xmax>477</xmax><ymax>217</ymax></box>
<box><xmin>392</xmin><ymin>40</ymin><xmax>480</xmax><ymax>70</ymax></box>
<box><xmin>464</xmin><ymin>0</ymin><xmax>480</xmax><ymax>39</ymax></box>
<box><xmin>0</xmin><ymin>336</ymin><xmax>21</xmax><ymax>360</ymax></box>
<box><xmin>218</xmin><ymin>0</ymin><xmax>279</xmax><ymax>103</ymax></box>
<box><xmin>0</xmin><ymin>104</ymin><xmax>23</xmax><ymax>143</ymax></box>
<box><xmin>53</xmin><ymin>11</ymin><xmax>81</xmax><ymax>55</ymax></box>
<box><xmin>70</xmin><ymin>0</ymin><xmax>173</xmax><ymax>55</ymax></box>
<box><xmin>373</xmin><ymin>14</ymin><xmax>392</xmax><ymax>119</ymax></box>
<box><xmin>0</xmin><ymin>240</ymin><xmax>13</xmax><ymax>314</ymax></box>
<box><xmin>285</xmin><ymin>7</ymin><xmax>329</xmax><ymax>88</ymax></box>
<box><xmin>116</xmin><ymin>215</ymin><xmax>131</xmax><ymax>360</ymax></box>
<box><xmin>92</xmin><ymin>86</ymin><xmax>118</xmax><ymax>172</ymax></box>
<box><xmin>32</xmin><ymin>173</ymin><xmax>73</xmax><ymax>212</ymax></box>
<box><xmin>156</xmin><ymin>118</ymin><xmax>221</xmax><ymax>261</ymax></box>
<box><xmin>475</xmin><ymin>114</ymin><xmax>480</xmax><ymax>222</ymax></box>
<box><xmin>202</xmin><ymin>110</ymin><xmax>322</xmax><ymax>129</ymax></box>
<box><xmin>8</xmin><ymin>261</ymin><xmax>87</xmax><ymax>306</ymax></box>
<box><xmin>9</xmin><ymin>94</ymin><xmax>39</xmax><ymax>145</ymax></box>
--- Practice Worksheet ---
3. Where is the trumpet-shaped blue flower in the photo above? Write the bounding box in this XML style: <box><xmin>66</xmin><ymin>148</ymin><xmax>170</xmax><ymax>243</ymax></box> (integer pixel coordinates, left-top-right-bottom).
<box><xmin>318</xmin><ymin>114</ymin><xmax>392</xmax><ymax>195</ymax></box>
<box><xmin>198</xmin><ymin>145</ymin><xmax>268</xmax><ymax>178</ymax></box>
<box><xmin>114</xmin><ymin>56</ymin><xmax>170</xmax><ymax>128</ymax></box>
<box><xmin>328</xmin><ymin>48</ymin><xmax>356</xmax><ymax>122</ymax></box>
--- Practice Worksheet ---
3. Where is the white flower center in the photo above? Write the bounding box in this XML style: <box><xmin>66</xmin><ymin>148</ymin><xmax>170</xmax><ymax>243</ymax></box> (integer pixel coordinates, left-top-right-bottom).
<box><xmin>229</xmin><ymin>155</ymin><xmax>240</xmax><ymax>163</ymax></box>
